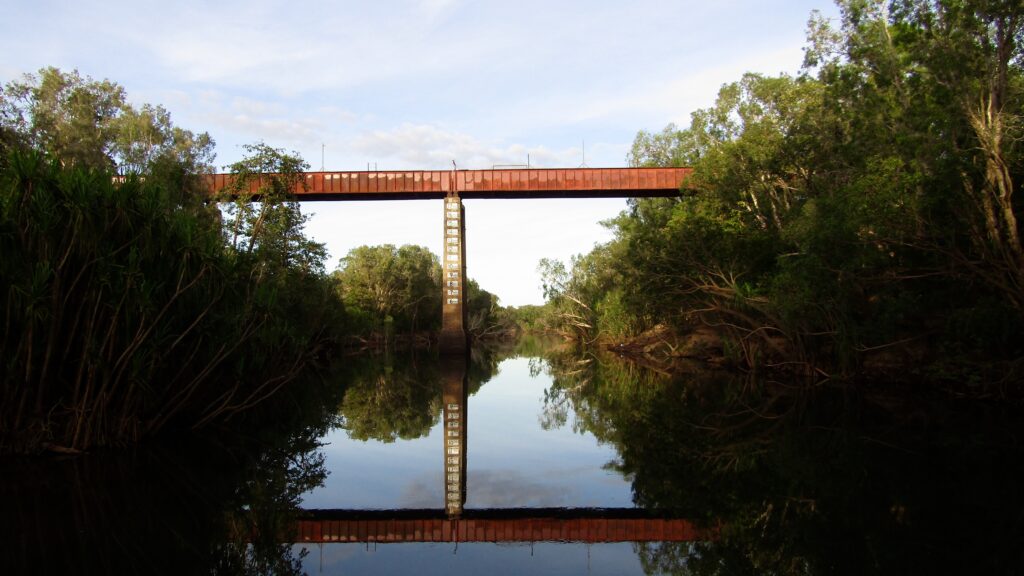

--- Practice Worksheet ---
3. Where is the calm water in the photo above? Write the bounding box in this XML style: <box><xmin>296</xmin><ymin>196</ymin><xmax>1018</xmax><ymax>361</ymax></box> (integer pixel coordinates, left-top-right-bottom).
<box><xmin>303</xmin><ymin>356</ymin><xmax>634</xmax><ymax>510</ymax></box>
<box><xmin>296</xmin><ymin>354</ymin><xmax>645</xmax><ymax>574</ymax></box>
<box><xmin>3</xmin><ymin>340</ymin><xmax>1024</xmax><ymax>575</ymax></box>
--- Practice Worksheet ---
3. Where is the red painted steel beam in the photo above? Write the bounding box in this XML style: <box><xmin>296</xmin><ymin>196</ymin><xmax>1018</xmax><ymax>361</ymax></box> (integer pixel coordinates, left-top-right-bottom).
<box><xmin>289</xmin><ymin>508</ymin><xmax>714</xmax><ymax>543</ymax></box>
<box><xmin>205</xmin><ymin>167</ymin><xmax>693</xmax><ymax>200</ymax></box>
<box><xmin>293</xmin><ymin>517</ymin><xmax>705</xmax><ymax>543</ymax></box>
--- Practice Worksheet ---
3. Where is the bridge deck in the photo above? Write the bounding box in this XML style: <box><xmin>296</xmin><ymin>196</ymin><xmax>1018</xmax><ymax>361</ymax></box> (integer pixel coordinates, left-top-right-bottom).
<box><xmin>207</xmin><ymin>167</ymin><xmax>692</xmax><ymax>200</ymax></box>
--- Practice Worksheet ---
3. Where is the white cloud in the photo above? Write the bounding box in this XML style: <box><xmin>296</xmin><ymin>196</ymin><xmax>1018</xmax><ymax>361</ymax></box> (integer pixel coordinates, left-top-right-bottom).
<box><xmin>350</xmin><ymin>123</ymin><xmax>581</xmax><ymax>170</ymax></box>
<box><xmin>477</xmin><ymin>42</ymin><xmax>809</xmax><ymax>142</ymax></box>
<box><xmin>1</xmin><ymin>0</ymin><xmax>842</xmax><ymax>306</ymax></box>
<box><xmin>148</xmin><ymin>90</ymin><xmax>363</xmax><ymax>160</ymax></box>
<box><xmin>418</xmin><ymin>0</ymin><xmax>460</xmax><ymax>19</ymax></box>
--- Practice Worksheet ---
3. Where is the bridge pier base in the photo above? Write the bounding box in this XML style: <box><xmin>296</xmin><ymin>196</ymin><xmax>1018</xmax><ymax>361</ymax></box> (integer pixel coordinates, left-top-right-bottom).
<box><xmin>439</xmin><ymin>193</ymin><xmax>468</xmax><ymax>354</ymax></box>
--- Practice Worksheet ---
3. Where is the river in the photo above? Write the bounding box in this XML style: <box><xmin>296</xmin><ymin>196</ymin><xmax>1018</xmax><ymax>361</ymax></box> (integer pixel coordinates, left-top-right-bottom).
<box><xmin>3</xmin><ymin>337</ymin><xmax>1023</xmax><ymax>574</ymax></box>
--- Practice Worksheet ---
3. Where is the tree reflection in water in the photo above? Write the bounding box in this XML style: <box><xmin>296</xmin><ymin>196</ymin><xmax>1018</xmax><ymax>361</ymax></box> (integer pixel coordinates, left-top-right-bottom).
<box><xmin>0</xmin><ymin>347</ymin><xmax>511</xmax><ymax>574</ymax></box>
<box><xmin>5</xmin><ymin>342</ymin><xmax>1022</xmax><ymax>575</ymax></box>
<box><xmin>537</xmin><ymin>346</ymin><xmax>1024</xmax><ymax>575</ymax></box>
<box><xmin>336</xmin><ymin>354</ymin><xmax>443</xmax><ymax>442</ymax></box>
<box><xmin>335</xmin><ymin>346</ymin><xmax>504</xmax><ymax>444</ymax></box>
<box><xmin>0</xmin><ymin>360</ymin><xmax>345</xmax><ymax>575</ymax></box>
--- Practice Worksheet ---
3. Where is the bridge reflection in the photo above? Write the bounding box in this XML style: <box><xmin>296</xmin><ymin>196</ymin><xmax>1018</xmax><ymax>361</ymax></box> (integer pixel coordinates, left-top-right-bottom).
<box><xmin>294</xmin><ymin>508</ymin><xmax>706</xmax><ymax>543</ymax></box>
<box><xmin>295</xmin><ymin>355</ymin><xmax>709</xmax><ymax>544</ymax></box>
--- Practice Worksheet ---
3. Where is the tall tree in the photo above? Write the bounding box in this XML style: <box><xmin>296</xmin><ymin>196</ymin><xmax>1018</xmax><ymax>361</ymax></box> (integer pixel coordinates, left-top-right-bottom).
<box><xmin>335</xmin><ymin>244</ymin><xmax>442</xmax><ymax>333</ymax></box>
<box><xmin>220</xmin><ymin>142</ymin><xmax>326</xmax><ymax>277</ymax></box>
<box><xmin>0</xmin><ymin>67</ymin><xmax>214</xmax><ymax>174</ymax></box>
<box><xmin>550</xmin><ymin>0</ymin><xmax>1024</xmax><ymax>377</ymax></box>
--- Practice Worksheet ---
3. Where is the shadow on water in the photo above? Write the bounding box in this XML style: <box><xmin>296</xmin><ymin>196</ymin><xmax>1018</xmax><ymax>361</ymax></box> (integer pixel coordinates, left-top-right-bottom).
<box><xmin>0</xmin><ymin>357</ymin><xmax>349</xmax><ymax>575</ymax></box>
<box><xmin>538</xmin><ymin>346</ymin><xmax>1024</xmax><ymax>575</ymax></box>
<box><xmin>3</xmin><ymin>339</ymin><xmax>1024</xmax><ymax>574</ymax></box>
<box><xmin>0</xmin><ymin>346</ymin><xmax>511</xmax><ymax>574</ymax></box>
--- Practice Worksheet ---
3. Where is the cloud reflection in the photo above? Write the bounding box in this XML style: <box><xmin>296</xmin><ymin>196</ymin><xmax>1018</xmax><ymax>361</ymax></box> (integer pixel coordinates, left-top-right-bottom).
<box><xmin>399</xmin><ymin>468</ymin><xmax>576</xmax><ymax>509</ymax></box>
<box><xmin>468</xmin><ymin>469</ymin><xmax>573</xmax><ymax>508</ymax></box>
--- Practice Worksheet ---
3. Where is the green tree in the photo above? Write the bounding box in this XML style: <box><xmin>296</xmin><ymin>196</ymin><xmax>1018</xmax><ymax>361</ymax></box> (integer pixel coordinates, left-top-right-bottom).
<box><xmin>0</xmin><ymin>67</ymin><xmax>351</xmax><ymax>453</ymax></box>
<box><xmin>628</xmin><ymin>123</ymin><xmax>692</xmax><ymax>167</ymax></box>
<box><xmin>548</xmin><ymin>0</ymin><xmax>1024</xmax><ymax>379</ymax></box>
<box><xmin>464</xmin><ymin>278</ymin><xmax>518</xmax><ymax>338</ymax></box>
<box><xmin>111</xmin><ymin>103</ymin><xmax>215</xmax><ymax>175</ymax></box>
<box><xmin>334</xmin><ymin>244</ymin><xmax>441</xmax><ymax>334</ymax></box>
<box><xmin>220</xmin><ymin>142</ymin><xmax>326</xmax><ymax>276</ymax></box>
<box><xmin>0</xmin><ymin>67</ymin><xmax>214</xmax><ymax>174</ymax></box>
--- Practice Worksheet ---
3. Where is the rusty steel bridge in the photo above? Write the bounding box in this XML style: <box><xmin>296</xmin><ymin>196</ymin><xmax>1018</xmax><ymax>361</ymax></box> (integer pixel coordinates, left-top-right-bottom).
<box><xmin>207</xmin><ymin>167</ymin><xmax>692</xmax><ymax>353</ymax></box>
<box><xmin>208</xmin><ymin>170</ymin><xmax>696</xmax><ymax>544</ymax></box>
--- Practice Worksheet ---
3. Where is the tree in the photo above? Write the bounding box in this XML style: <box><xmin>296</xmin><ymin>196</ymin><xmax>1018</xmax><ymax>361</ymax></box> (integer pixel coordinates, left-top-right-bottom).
<box><xmin>220</xmin><ymin>142</ymin><xmax>327</xmax><ymax>277</ymax></box>
<box><xmin>546</xmin><ymin>0</ymin><xmax>1024</xmax><ymax>378</ymax></box>
<box><xmin>536</xmin><ymin>244</ymin><xmax>641</xmax><ymax>343</ymax></box>
<box><xmin>628</xmin><ymin>123</ymin><xmax>692</xmax><ymax>167</ymax></box>
<box><xmin>334</xmin><ymin>244</ymin><xmax>442</xmax><ymax>333</ymax></box>
<box><xmin>0</xmin><ymin>67</ymin><xmax>214</xmax><ymax>174</ymax></box>
<box><xmin>0</xmin><ymin>71</ymin><xmax>348</xmax><ymax>452</ymax></box>
<box><xmin>888</xmin><ymin>0</ymin><xmax>1024</xmax><ymax>310</ymax></box>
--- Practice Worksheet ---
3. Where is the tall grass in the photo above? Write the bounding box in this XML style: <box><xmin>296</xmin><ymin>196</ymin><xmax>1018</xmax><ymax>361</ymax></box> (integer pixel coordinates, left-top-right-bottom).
<box><xmin>0</xmin><ymin>150</ymin><xmax>345</xmax><ymax>453</ymax></box>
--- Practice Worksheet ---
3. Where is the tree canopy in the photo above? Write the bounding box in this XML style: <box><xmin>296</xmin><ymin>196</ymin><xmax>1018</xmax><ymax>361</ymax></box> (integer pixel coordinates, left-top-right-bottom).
<box><xmin>0</xmin><ymin>67</ymin><xmax>214</xmax><ymax>174</ymax></box>
<box><xmin>0</xmin><ymin>70</ymin><xmax>347</xmax><ymax>453</ymax></box>
<box><xmin>539</xmin><ymin>0</ymin><xmax>1024</xmax><ymax>382</ymax></box>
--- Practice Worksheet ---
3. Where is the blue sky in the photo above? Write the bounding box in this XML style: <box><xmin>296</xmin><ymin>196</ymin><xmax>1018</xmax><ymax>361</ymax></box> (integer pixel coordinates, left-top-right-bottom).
<box><xmin>2</xmin><ymin>0</ymin><xmax>840</xmax><ymax>306</ymax></box>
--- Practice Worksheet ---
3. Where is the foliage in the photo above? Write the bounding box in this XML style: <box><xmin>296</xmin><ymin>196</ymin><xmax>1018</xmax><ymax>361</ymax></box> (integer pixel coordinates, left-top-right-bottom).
<box><xmin>333</xmin><ymin>243</ymin><xmax>513</xmax><ymax>339</ymax></box>
<box><xmin>539</xmin><ymin>347</ymin><xmax>1024</xmax><ymax>575</ymax></box>
<box><xmin>0</xmin><ymin>142</ymin><xmax>344</xmax><ymax>452</ymax></box>
<box><xmin>503</xmin><ymin>303</ymin><xmax>550</xmax><ymax>332</ymax></box>
<box><xmin>464</xmin><ymin>278</ymin><xmax>518</xmax><ymax>338</ymax></box>
<box><xmin>0</xmin><ymin>67</ymin><xmax>214</xmax><ymax>174</ymax></box>
<box><xmin>334</xmin><ymin>244</ymin><xmax>442</xmax><ymax>335</ymax></box>
<box><xmin>221</xmin><ymin>143</ymin><xmax>328</xmax><ymax>276</ymax></box>
<box><xmin>540</xmin><ymin>0</ymin><xmax>1024</xmax><ymax>381</ymax></box>
<box><xmin>536</xmin><ymin>242</ymin><xmax>642</xmax><ymax>343</ymax></box>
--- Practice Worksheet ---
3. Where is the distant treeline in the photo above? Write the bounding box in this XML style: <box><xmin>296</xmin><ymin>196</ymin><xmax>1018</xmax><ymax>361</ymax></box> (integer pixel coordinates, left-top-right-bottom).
<box><xmin>533</xmin><ymin>0</ymin><xmax>1024</xmax><ymax>385</ymax></box>
<box><xmin>332</xmin><ymin>243</ymin><xmax>517</xmax><ymax>343</ymax></box>
<box><xmin>0</xmin><ymin>68</ymin><xmax>510</xmax><ymax>453</ymax></box>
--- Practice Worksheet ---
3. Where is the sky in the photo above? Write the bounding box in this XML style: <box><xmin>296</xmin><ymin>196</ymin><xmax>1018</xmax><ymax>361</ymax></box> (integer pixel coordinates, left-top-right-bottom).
<box><xmin>1</xmin><ymin>0</ymin><xmax>840</xmax><ymax>306</ymax></box>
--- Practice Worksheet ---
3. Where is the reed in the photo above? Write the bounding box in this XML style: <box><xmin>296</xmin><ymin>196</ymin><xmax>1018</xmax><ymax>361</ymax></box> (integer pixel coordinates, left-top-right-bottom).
<box><xmin>0</xmin><ymin>150</ymin><xmax>345</xmax><ymax>453</ymax></box>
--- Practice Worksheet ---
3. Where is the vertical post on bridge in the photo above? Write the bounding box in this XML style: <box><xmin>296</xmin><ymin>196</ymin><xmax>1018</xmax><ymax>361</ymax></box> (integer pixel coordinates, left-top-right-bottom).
<box><xmin>439</xmin><ymin>192</ymin><xmax>468</xmax><ymax>353</ymax></box>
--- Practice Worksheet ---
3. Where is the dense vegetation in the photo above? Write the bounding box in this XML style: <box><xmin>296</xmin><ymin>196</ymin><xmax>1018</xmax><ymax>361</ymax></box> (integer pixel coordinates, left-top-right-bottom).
<box><xmin>333</xmin><ymin>244</ymin><xmax>515</xmax><ymax>341</ymax></box>
<box><xmin>535</xmin><ymin>345</ymin><xmax>1024</xmax><ymax>575</ymax></box>
<box><xmin>538</xmin><ymin>0</ymin><xmax>1024</xmax><ymax>385</ymax></box>
<box><xmin>0</xmin><ymin>69</ymin><xmax>349</xmax><ymax>453</ymax></box>
<box><xmin>0</xmin><ymin>68</ymin><xmax>510</xmax><ymax>454</ymax></box>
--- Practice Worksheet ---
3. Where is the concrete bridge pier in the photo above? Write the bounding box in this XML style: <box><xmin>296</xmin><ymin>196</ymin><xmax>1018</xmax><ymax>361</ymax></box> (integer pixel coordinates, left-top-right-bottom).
<box><xmin>439</xmin><ymin>193</ymin><xmax>468</xmax><ymax>354</ymax></box>
<box><xmin>441</xmin><ymin>356</ymin><xmax>468</xmax><ymax>517</ymax></box>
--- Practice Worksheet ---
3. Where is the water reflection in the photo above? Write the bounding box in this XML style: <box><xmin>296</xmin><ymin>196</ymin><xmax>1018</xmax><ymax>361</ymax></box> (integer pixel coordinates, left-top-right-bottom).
<box><xmin>299</xmin><ymin>354</ymin><xmax>704</xmax><ymax>547</ymax></box>
<box><xmin>4</xmin><ymin>339</ymin><xmax>1023</xmax><ymax>575</ymax></box>
<box><xmin>538</xmin><ymin>346</ymin><xmax>1024</xmax><ymax>575</ymax></box>
<box><xmin>0</xmin><ymin>360</ymin><xmax>348</xmax><ymax>575</ymax></box>
<box><xmin>441</xmin><ymin>357</ymin><xmax>469</xmax><ymax>517</ymax></box>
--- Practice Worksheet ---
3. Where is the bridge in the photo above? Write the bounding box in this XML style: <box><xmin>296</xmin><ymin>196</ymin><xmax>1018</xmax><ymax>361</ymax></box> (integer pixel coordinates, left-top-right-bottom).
<box><xmin>207</xmin><ymin>167</ymin><xmax>691</xmax><ymax>200</ymax></box>
<box><xmin>207</xmin><ymin>167</ymin><xmax>692</xmax><ymax>352</ymax></box>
